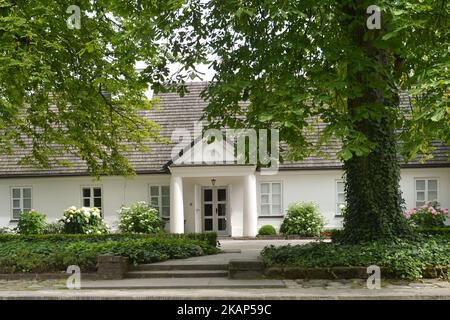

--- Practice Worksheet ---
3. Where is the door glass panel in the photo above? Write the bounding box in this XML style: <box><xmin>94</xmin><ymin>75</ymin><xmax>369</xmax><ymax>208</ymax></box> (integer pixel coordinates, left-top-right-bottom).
<box><xmin>218</xmin><ymin>218</ymin><xmax>226</xmax><ymax>231</ymax></box>
<box><xmin>150</xmin><ymin>197</ymin><xmax>159</xmax><ymax>207</ymax></box>
<box><xmin>337</xmin><ymin>182</ymin><xmax>345</xmax><ymax>193</ymax></box>
<box><xmin>204</xmin><ymin>189</ymin><xmax>212</xmax><ymax>202</ymax></box>
<box><xmin>83</xmin><ymin>198</ymin><xmax>90</xmax><ymax>207</ymax></box>
<box><xmin>204</xmin><ymin>204</ymin><xmax>213</xmax><ymax>216</ymax></box>
<box><xmin>218</xmin><ymin>203</ymin><xmax>226</xmax><ymax>216</ymax></box>
<box><xmin>204</xmin><ymin>219</ymin><xmax>213</xmax><ymax>231</ymax></box>
<box><xmin>217</xmin><ymin>189</ymin><xmax>226</xmax><ymax>201</ymax></box>
<box><xmin>13</xmin><ymin>199</ymin><xmax>20</xmax><ymax>208</ymax></box>
<box><xmin>162</xmin><ymin>196</ymin><xmax>170</xmax><ymax>206</ymax></box>
<box><xmin>261</xmin><ymin>183</ymin><xmax>270</xmax><ymax>193</ymax></box>
<box><xmin>261</xmin><ymin>194</ymin><xmax>269</xmax><ymax>204</ymax></box>
<box><xmin>338</xmin><ymin>193</ymin><xmax>345</xmax><ymax>203</ymax></box>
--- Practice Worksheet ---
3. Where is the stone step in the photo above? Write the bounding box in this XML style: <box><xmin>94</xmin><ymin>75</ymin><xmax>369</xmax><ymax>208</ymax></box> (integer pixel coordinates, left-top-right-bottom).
<box><xmin>125</xmin><ymin>270</ymin><xmax>229</xmax><ymax>279</ymax></box>
<box><xmin>134</xmin><ymin>263</ymin><xmax>228</xmax><ymax>271</ymax></box>
<box><xmin>81</xmin><ymin>278</ymin><xmax>286</xmax><ymax>289</ymax></box>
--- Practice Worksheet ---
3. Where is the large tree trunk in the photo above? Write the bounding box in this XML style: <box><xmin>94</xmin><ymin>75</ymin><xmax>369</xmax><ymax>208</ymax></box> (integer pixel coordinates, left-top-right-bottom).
<box><xmin>338</xmin><ymin>1</ymin><xmax>411</xmax><ymax>243</ymax></box>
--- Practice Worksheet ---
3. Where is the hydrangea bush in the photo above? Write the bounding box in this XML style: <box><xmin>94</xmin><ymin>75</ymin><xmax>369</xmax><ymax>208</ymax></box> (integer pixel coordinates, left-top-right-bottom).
<box><xmin>15</xmin><ymin>210</ymin><xmax>46</xmax><ymax>235</ymax></box>
<box><xmin>404</xmin><ymin>201</ymin><xmax>449</xmax><ymax>228</ymax></box>
<box><xmin>60</xmin><ymin>206</ymin><xmax>108</xmax><ymax>234</ymax></box>
<box><xmin>118</xmin><ymin>201</ymin><xmax>164</xmax><ymax>234</ymax></box>
<box><xmin>280</xmin><ymin>202</ymin><xmax>324</xmax><ymax>237</ymax></box>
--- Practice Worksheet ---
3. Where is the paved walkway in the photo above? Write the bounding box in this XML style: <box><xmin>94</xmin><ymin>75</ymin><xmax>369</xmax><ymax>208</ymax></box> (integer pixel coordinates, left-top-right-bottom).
<box><xmin>149</xmin><ymin>239</ymin><xmax>315</xmax><ymax>265</ymax></box>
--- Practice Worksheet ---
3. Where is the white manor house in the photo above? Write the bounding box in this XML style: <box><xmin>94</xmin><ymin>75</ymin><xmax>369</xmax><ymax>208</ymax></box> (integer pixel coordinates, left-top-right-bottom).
<box><xmin>0</xmin><ymin>83</ymin><xmax>449</xmax><ymax>236</ymax></box>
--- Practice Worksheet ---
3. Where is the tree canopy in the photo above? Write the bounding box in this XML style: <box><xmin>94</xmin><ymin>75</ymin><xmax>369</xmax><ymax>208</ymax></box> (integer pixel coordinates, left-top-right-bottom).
<box><xmin>0</xmin><ymin>0</ymin><xmax>196</xmax><ymax>176</ymax></box>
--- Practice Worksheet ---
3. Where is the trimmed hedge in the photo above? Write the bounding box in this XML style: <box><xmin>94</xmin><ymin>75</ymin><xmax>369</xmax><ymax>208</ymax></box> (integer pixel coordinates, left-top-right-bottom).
<box><xmin>0</xmin><ymin>232</ymin><xmax>218</xmax><ymax>273</ymax></box>
<box><xmin>261</xmin><ymin>235</ymin><xmax>450</xmax><ymax>279</ymax></box>
<box><xmin>0</xmin><ymin>232</ymin><xmax>218</xmax><ymax>247</ymax></box>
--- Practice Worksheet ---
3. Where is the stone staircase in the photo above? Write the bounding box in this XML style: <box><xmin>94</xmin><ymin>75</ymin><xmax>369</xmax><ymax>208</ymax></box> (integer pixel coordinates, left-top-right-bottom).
<box><xmin>125</xmin><ymin>263</ymin><xmax>229</xmax><ymax>279</ymax></box>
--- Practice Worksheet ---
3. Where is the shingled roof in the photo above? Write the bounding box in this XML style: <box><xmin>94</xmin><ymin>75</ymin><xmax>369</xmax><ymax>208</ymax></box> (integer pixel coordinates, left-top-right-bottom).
<box><xmin>0</xmin><ymin>82</ymin><xmax>448</xmax><ymax>177</ymax></box>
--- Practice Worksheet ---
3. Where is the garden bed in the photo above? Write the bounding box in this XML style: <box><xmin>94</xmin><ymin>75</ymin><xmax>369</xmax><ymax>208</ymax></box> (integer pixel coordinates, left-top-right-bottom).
<box><xmin>261</xmin><ymin>234</ymin><xmax>450</xmax><ymax>280</ymax></box>
<box><xmin>0</xmin><ymin>233</ymin><xmax>218</xmax><ymax>274</ymax></box>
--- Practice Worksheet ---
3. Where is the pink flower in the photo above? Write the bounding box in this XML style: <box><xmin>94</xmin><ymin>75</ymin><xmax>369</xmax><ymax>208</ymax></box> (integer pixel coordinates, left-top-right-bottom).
<box><xmin>441</xmin><ymin>208</ymin><xmax>448</xmax><ymax>215</ymax></box>
<box><xmin>429</xmin><ymin>207</ymin><xmax>437</xmax><ymax>215</ymax></box>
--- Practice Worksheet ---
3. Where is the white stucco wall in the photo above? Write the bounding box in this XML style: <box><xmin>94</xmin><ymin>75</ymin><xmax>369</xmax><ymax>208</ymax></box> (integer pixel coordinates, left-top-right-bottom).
<box><xmin>0</xmin><ymin>174</ymin><xmax>170</xmax><ymax>228</ymax></box>
<box><xmin>256</xmin><ymin>167</ymin><xmax>450</xmax><ymax>231</ymax></box>
<box><xmin>0</xmin><ymin>167</ymin><xmax>448</xmax><ymax>234</ymax></box>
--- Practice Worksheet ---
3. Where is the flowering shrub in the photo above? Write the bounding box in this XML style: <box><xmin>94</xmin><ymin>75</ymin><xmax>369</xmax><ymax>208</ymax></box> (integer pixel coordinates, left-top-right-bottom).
<box><xmin>404</xmin><ymin>201</ymin><xmax>449</xmax><ymax>228</ymax></box>
<box><xmin>60</xmin><ymin>206</ymin><xmax>108</xmax><ymax>234</ymax></box>
<box><xmin>280</xmin><ymin>202</ymin><xmax>324</xmax><ymax>237</ymax></box>
<box><xmin>16</xmin><ymin>210</ymin><xmax>46</xmax><ymax>235</ymax></box>
<box><xmin>118</xmin><ymin>201</ymin><xmax>164</xmax><ymax>234</ymax></box>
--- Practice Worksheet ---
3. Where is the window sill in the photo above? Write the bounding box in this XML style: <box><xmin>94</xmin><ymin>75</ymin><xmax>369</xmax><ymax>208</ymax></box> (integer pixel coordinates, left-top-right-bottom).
<box><xmin>258</xmin><ymin>215</ymin><xmax>284</xmax><ymax>219</ymax></box>
<box><xmin>334</xmin><ymin>215</ymin><xmax>344</xmax><ymax>218</ymax></box>
<box><xmin>9</xmin><ymin>220</ymin><xmax>19</xmax><ymax>223</ymax></box>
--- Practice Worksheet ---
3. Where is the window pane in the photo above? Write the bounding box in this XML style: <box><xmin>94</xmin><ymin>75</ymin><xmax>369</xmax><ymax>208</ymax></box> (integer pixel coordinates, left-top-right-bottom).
<box><xmin>416</xmin><ymin>191</ymin><xmax>425</xmax><ymax>201</ymax></box>
<box><xmin>162</xmin><ymin>206</ymin><xmax>170</xmax><ymax>217</ymax></box>
<box><xmin>261</xmin><ymin>183</ymin><xmax>270</xmax><ymax>194</ymax></box>
<box><xmin>162</xmin><ymin>196</ymin><xmax>170</xmax><ymax>206</ymax></box>
<box><xmin>416</xmin><ymin>180</ymin><xmax>425</xmax><ymax>191</ymax></box>
<box><xmin>83</xmin><ymin>198</ymin><xmax>90</xmax><ymax>207</ymax></box>
<box><xmin>261</xmin><ymin>204</ymin><xmax>270</xmax><ymax>215</ymax></box>
<box><xmin>161</xmin><ymin>186</ymin><xmax>170</xmax><ymax>196</ymax></box>
<box><xmin>217</xmin><ymin>189</ymin><xmax>226</xmax><ymax>201</ymax></box>
<box><xmin>272</xmin><ymin>183</ymin><xmax>281</xmax><ymax>194</ymax></box>
<box><xmin>428</xmin><ymin>180</ymin><xmax>437</xmax><ymax>191</ymax></box>
<box><xmin>83</xmin><ymin>188</ymin><xmax>91</xmax><ymax>198</ymax></box>
<box><xmin>150</xmin><ymin>197</ymin><xmax>159</xmax><ymax>207</ymax></box>
<box><xmin>93</xmin><ymin>188</ymin><xmax>101</xmax><ymax>197</ymax></box>
<box><xmin>93</xmin><ymin>197</ymin><xmax>102</xmax><ymax>208</ymax></box>
<box><xmin>272</xmin><ymin>205</ymin><xmax>281</xmax><ymax>215</ymax></box>
<box><xmin>13</xmin><ymin>199</ymin><xmax>20</xmax><ymax>208</ymax></box>
<box><xmin>12</xmin><ymin>188</ymin><xmax>20</xmax><ymax>198</ymax></box>
<box><xmin>23</xmin><ymin>188</ymin><xmax>31</xmax><ymax>198</ymax></box>
<box><xmin>272</xmin><ymin>194</ymin><xmax>281</xmax><ymax>205</ymax></box>
<box><xmin>428</xmin><ymin>191</ymin><xmax>438</xmax><ymax>202</ymax></box>
<box><xmin>261</xmin><ymin>194</ymin><xmax>270</xmax><ymax>204</ymax></box>
<box><xmin>338</xmin><ymin>193</ymin><xmax>345</xmax><ymax>203</ymax></box>
<box><xmin>204</xmin><ymin>189</ymin><xmax>212</xmax><ymax>202</ymax></box>
<box><xmin>13</xmin><ymin>209</ymin><xmax>21</xmax><ymax>220</ymax></box>
<box><xmin>337</xmin><ymin>182</ymin><xmax>345</xmax><ymax>193</ymax></box>
<box><xmin>150</xmin><ymin>186</ymin><xmax>159</xmax><ymax>196</ymax></box>
<box><xmin>23</xmin><ymin>199</ymin><xmax>31</xmax><ymax>209</ymax></box>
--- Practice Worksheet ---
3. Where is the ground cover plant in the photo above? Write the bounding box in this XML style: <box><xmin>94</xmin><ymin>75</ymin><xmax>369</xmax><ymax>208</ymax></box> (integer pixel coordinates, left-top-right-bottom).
<box><xmin>0</xmin><ymin>233</ymin><xmax>218</xmax><ymax>273</ymax></box>
<box><xmin>261</xmin><ymin>235</ymin><xmax>450</xmax><ymax>280</ymax></box>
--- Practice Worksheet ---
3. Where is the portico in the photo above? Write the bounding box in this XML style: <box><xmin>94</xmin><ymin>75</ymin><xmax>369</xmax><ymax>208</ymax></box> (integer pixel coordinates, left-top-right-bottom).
<box><xmin>169</xmin><ymin>165</ymin><xmax>258</xmax><ymax>237</ymax></box>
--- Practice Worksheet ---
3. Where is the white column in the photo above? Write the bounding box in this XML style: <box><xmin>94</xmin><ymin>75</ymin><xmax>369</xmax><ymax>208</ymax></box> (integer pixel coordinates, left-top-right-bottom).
<box><xmin>243</xmin><ymin>174</ymin><xmax>258</xmax><ymax>237</ymax></box>
<box><xmin>170</xmin><ymin>175</ymin><xmax>184</xmax><ymax>233</ymax></box>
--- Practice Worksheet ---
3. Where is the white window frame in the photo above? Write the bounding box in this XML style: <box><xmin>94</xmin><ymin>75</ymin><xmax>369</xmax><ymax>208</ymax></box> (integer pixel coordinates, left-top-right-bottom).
<box><xmin>81</xmin><ymin>186</ymin><xmax>103</xmax><ymax>214</ymax></box>
<box><xmin>335</xmin><ymin>180</ymin><xmax>346</xmax><ymax>217</ymax></box>
<box><xmin>149</xmin><ymin>185</ymin><xmax>170</xmax><ymax>218</ymax></box>
<box><xmin>259</xmin><ymin>181</ymin><xmax>283</xmax><ymax>216</ymax></box>
<box><xmin>10</xmin><ymin>186</ymin><xmax>33</xmax><ymax>220</ymax></box>
<box><xmin>414</xmin><ymin>178</ymin><xmax>439</xmax><ymax>208</ymax></box>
